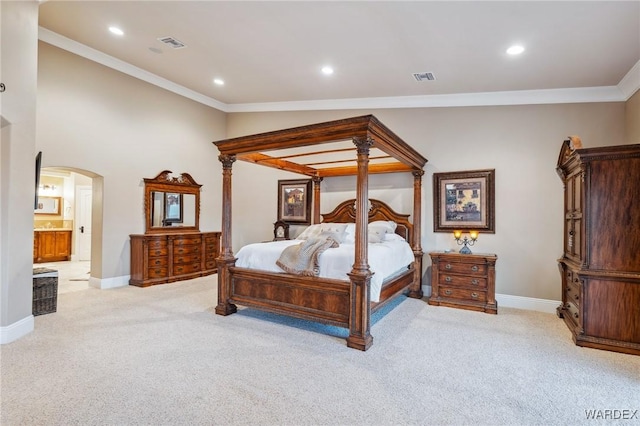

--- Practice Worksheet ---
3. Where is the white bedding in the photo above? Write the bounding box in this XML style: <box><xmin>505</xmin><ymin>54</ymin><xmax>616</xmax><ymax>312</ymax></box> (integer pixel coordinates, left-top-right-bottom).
<box><xmin>234</xmin><ymin>238</ymin><xmax>415</xmax><ymax>302</ymax></box>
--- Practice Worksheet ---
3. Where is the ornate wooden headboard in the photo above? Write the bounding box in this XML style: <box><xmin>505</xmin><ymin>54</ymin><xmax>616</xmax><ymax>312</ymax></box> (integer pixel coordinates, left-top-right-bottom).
<box><xmin>321</xmin><ymin>198</ymin><xmax>413</xmax><ymax>246</ymax></box>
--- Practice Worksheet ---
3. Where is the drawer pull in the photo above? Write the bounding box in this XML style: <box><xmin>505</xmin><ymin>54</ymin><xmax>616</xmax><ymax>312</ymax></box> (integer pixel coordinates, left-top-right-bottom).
<box><xmin>444</xmin><ymin>289</ymin><xmax>452</xmax><ymax>296</ymax></box>
<box><xmin>471</xmin><ymin>265</ymin><xmax>479</xmax><ymax>272</ymax></box>
<box><xmin>445</xmin><ymin>264</ymin><xmax>452</xmax><ymax>270</ymax></box>
<box><xmin>176</xmin><ymin>248</ymin><xmax>185</xmax><ymax>254</ymax></box>
<box><xmin>471</xmin><ymin>292</ymin><xmax>479</xmax><ymax>299</ymax></box>
<box><xmin>471</xmin><ymin>279</ymin><xmax>479</xmax><ymax>286</ymax></box>
<box><xmin>153</xmin><ymin>259</ymin><xmax>162</xmax><ymax>265</ymax></box>
<box><xmin>154</xmin><ymin>250</ymin><xmax>162</xmax><ymax>255</ymax></box>
<box><xmin>574</xmin><ymin>312</ymin><xmax>579</xmax><ymax>319</ymax></box>
<box><xmin>154</xmin><ymin>269</ymin><xmax>162</xmax><ymax>274</ymax></box>
<box><xmin>445</xmin><ymin>276</ymin><xmax>452</xmax><ymax>282</ymax></box>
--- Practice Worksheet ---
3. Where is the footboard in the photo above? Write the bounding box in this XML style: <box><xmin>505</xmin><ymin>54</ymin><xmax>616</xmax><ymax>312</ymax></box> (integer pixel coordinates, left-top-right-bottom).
<box><xmin>229</xmin><ymin>267</ymin><xmax>351</xmax><ymax>327</ymax></box>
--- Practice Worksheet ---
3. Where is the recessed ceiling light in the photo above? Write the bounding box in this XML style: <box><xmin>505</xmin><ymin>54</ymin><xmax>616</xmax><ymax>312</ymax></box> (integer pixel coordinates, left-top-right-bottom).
<box><xmin>321</xmin><ymin>66</ymin><xmax>334</xmax><ymax>75</ymax></box>
<box><xmin>506</xmin><ymin>45</ymin><xmax>525</xmax><ymax>55</ymax></box>
<box><xmin>213</xmin><ymin>78</ymin><xmax>225</xmax><ymax>86</ymax></box>
<box><xmin>109</xmin><ymin>26</ymin><xmax>124</xmax><ymax>36</ymax></box>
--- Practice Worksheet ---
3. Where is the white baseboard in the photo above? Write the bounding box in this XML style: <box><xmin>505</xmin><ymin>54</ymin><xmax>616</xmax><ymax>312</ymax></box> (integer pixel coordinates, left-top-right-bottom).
<box><xmin>423</xmin><ymin>285</ymin><xmax>560</xmax><ymax>314</ymax></box>
<box><xmin>0</xmin><ymin>315</ymin><xmax>34</xmax><ymax>344</ymax></box>
<box><xmin>496</xmin><ymin>293</ymin><xmax>560</xmax><ymax>314</ymax></box>
<box><xmin>89</xmin><ymin>275</ymin><xmax>130</xmax><ymax>290</ymax></box>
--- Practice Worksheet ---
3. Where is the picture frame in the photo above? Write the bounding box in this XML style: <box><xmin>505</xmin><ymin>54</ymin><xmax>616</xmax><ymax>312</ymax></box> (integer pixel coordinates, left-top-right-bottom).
<box><xmin>277</xmin><ymin>179</ymin><xmax>312</xmax><ymax>224</ymax></box>
<box><xmin>164</xmin><ymin>192</ymin><xmax>183</xmax><ymax>224</ymax></box>
<box><xmin>433</xmin><ymin>169</ymin><xmax>495</xmax><ymax>233</ymax></box>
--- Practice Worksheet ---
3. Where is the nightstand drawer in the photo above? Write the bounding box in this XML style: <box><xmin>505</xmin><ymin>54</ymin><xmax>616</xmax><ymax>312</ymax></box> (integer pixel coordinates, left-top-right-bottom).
<box><xmin>440</xmin><ymin>286</ymin><xmax>487</xmax><ymax>303</ymax></box>
<box><xmin>439</xmin><ymin>261</ymin><xmax>486</xmax><ymax>276</ymax></box>
<box><xmin>439</xmin><ymin>274</ymin><xmax>487</xmax><ymax>288</ymax></box>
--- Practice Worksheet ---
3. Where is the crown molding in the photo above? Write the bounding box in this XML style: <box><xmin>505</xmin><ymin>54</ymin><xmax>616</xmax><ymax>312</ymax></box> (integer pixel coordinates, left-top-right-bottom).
<box><xmin>39</xmin><ymin>27</ymin><xmax>636</xmax><ymax>114</ymax></box>
<box><xmin>618</xmin><ymin>60</ymin><xmax>640</xmax><ymax>100</ymax></box>
<box><xmin>38</xmin><ymin>27</ymin><xmax>228</xmax><ymax>111</ymax></box>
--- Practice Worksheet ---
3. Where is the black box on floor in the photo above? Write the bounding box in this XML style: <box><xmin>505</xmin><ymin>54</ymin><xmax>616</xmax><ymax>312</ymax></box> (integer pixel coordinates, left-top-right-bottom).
<box><xmin>32</xmin><ymin>267</ymin><xmax>58</xmax><ymax>316</ymax></box>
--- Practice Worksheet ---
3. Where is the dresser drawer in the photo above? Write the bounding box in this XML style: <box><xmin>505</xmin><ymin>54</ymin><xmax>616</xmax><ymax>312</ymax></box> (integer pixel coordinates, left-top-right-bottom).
<box><xmin>147</xmin><ymin>239</ymin><xmax>167</xmax><ymax>250</ymax></box>
<box><xmin>148</xmin><ymin>247</ymin><xmax>168</xmax><ymax>257</ymax></box>
<box><xmin>148</xmin><ymin>267</ymin><xmax>168</xmax><ymax>278</ymax></box>
<box><xmin>174</xmin><ymin>254</ymin><xmax>202</xmax><ymax>265</ymax></box>
<box><xmin>439</xmin><ymin>274</ymin><xmax>487</xmax><ymax>289</ymax></box>
<box><xmin>173</xmin><ymin>263</ymin><xmax>201</xmax><ymax>275</ymax></box>
<box><xmin>173</xmin><ymin>236</ymin><xmax>202</xmax><ymax>246</ymax></box>
<box><xmin>174</xmin><ymin>244</ymin><xmax>201</xmax><ymax>255</ymax></box>
<box><xmin>440</xmin><ymin>286</ymin><xmax>487</xmax><ymax>303</ymax></box>
<box><xmin>565</xmin><ymin>301</ymin><xmax>580</xmax><ymax>327</ymax></box>
<box><xmin>148</xmin><ymin>257</ymin><xmax>168</xmax><ymax>267</ymax></box>
<box><xmin>439</xmin><ymin>261</ymin><xmax>486</xmax><ymax>276</ymax></box>
<box><xmin>205</xmin><ymin>260</ymin><xmax>217</xmax><ymax>270</ymax></box>
<box><xmin>566</xmin><ymin>280</ymin><xmax>581</xmax><ymax>307</ymax></box>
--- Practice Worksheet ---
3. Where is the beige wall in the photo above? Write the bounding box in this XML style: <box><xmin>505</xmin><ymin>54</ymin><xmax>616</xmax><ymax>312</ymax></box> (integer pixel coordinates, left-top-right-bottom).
<box><xmin>37</xmin><ymin>43</ymin><xmax>227</xmax><ymax>283</ymax></box>
<box><xmin>0</xmin><ymin>1</ymin><xmax>39</xmax><ymax>339</ymax></box>
<box><xmin>227</xmin><ymin>103</ymin><xmax>626</xmax><ymax>301</ymax></box>
<box><xmin>626</xmin><ymin>90</ymin><xmax>640</xmax><ymax>143</ymax></box>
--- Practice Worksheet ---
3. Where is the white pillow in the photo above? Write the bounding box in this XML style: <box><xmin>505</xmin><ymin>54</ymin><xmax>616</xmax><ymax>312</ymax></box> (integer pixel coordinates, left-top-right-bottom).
<box><xmin>368</xmin><ymin>220</ymin><xmax>397</xmax><ymax>234</ymax></box>
<box><xmin>343</xmin><ymin>223</ymin><xmax>356</xmax><ymax>244</ymax></box>
<box><xmin>368</xmin><ymin>225</ymin><xmax>388</xmax><ymax>243</ymax></box>
<box><xmin>320</xmin><ymin>223</ymin><xmax>348</xmax><ymax>234</ymax></box>
<box><xmin>384</xmin><ymin>232</ymin><xmax>406</xmax><ymax>242</ymax></box>
<box><xmin>296</xmin><ymin>224</ymin><xmax>322</xmax><ymax>240</ymax></box>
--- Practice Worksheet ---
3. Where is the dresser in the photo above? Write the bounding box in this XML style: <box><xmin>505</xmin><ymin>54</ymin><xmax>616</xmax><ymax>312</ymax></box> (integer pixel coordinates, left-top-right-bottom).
<box><xmin>129</xmin><ymin>231</ymin><xmax>220</xmax><ymax>287</ymax></box>
<box><xmin>33</xmin><ymin>229</ymin><xmax>72</xmax><ymax>263</ymax></box>
<box><xmin>556</xmin><ymin>139</ymin><xmax>640</xmax><ymax>355</ymax></box>
<box><xmin>428</xmin><ymin>252</ymin><xmax>497</xmax><ymax>314</ymax></box>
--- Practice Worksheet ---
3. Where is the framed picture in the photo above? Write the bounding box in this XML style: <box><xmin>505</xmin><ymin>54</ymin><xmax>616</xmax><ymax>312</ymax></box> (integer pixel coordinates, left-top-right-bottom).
<box><xmin>278</xmin><ymin>179</ymin><xmax>312</xmax><ymax>224</ymax></box>
<box><xmin>164</xmin><ymin>192</ymin><xmax>183</xmax><ymax>224</ymax></box>
<box><xmin>433</xmin><ymin>169</ymin><xmax>495</xmax><ymax>233</ymax></box>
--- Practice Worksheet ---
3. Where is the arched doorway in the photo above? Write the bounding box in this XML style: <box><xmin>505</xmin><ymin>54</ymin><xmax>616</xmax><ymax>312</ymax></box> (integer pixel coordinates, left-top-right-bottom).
<box><xmin>34</xmin><ymin>167</ymin><xmax>103</xmax><ymax>295</ymax></box>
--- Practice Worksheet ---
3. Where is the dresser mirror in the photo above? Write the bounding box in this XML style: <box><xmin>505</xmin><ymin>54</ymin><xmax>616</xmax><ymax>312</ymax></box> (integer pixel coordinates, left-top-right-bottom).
<box><xmin>144</xmin><ymin>170</ymin><xmax>201</xmax><ymax>233</ymax></box>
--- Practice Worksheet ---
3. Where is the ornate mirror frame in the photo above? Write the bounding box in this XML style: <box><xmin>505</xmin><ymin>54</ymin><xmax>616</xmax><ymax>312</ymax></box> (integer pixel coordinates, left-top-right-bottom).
<box><xmin>144</xmin><ymin>170</ymin><xmax>201</xmax><ymax>234</ymax></box>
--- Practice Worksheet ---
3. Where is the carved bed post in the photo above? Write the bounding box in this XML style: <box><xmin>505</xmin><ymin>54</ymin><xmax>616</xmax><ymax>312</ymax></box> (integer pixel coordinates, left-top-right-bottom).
<box><xmin>346</xmin><ymin>137</ymin><xmax>374</xmax><ymax>351</ymax></box>
<box><xmin>312</xmin><ymin>176</ymin><xmax>322</xmax><ymax>224</ymax></box>
<box><xmin>408</xmin><ymin>169</ymin><xmax>424</xmax><ymax>298</ymax></box>
<box><xmin>215</xmin><ymin>154</ymin><xmax>238</xmax><ymax>316</ymax></box>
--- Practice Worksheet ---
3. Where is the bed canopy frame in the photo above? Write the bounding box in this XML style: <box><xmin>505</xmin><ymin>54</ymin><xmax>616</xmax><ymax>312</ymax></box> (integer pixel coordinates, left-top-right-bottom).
<box><xmin>213</xmin><ymin>115</ymin><xmax>428</xmax><ymax>350</ymax></box>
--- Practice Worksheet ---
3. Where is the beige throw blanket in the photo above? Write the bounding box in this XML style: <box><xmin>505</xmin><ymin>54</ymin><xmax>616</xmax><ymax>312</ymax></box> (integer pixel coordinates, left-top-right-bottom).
<box><xmin>276</xmin><ymin>236</ymin><xmax>339</xmax><ymax>276</ymax></box>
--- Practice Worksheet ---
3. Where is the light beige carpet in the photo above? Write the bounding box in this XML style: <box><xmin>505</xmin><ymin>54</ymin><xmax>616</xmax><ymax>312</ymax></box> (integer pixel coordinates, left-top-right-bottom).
<box><xmin>1</xmin><ymin>271</ymin><xmax>638</xmax><ymax>425</ymax></box>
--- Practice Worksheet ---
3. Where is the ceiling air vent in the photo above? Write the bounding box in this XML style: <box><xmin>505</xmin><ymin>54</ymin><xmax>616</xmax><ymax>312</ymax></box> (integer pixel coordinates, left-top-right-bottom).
<box><xmin>157</xmin><ymin>36</ymin><xmax>186</xmax><ymax>49</ymax></box>
<box><xmin>412</xmin><ymin>72</ymin><xmax>436</xmax><ymax>82</ymax></box>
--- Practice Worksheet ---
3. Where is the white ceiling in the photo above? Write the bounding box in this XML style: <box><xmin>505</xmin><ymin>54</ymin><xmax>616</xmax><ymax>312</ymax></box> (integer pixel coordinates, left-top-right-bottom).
<box><xmin>38</xmin><ymin>1</ymin><xmax>640</xmax><ymax>112</ymax></box>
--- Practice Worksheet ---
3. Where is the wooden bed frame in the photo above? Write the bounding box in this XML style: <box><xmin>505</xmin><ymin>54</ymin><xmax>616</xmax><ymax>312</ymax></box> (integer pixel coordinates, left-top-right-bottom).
<box><xmin>213</xmin><ymin>115</ymin><xmax>427</xmax><ymax>350</ymax></box>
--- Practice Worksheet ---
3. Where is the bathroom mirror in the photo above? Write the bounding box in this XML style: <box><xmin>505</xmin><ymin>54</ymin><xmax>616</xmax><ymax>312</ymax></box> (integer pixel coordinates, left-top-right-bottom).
<box><xmin>143</xmin><ymin>170</ymin><xmax>201</xmax><ymax>233</ymax></box>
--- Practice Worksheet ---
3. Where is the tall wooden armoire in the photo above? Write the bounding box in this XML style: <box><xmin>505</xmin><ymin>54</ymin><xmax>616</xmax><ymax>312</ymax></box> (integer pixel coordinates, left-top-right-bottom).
<box><xmin>556</xmin><ymin>138</ymin><xmax>640</xmax><ymax>355</ymax></box>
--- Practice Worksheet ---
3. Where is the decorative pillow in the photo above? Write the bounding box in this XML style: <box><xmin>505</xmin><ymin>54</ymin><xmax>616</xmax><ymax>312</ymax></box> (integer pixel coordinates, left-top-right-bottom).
<box><xmin>368</xmin><ymin>225</ymin><xmax>388</xmax><ymax>243</ymax></box>
<box><xmin>369</xmin><ymin>220</ymin><xmax>397</xmax><ymax>234</ymax></box>
<box><xmin>384</xmin><ymin>232</ymin><xmax>405</xmax><ymax>242</ymax></box>
<box><xmin>319</xmin><ymin>230</ymin><xmax>346</xmax><ymax>244</ymax></box>
<box><xmin>319</xmin><ymin>223</ymin><xmax>348</xmax><ymax>244</ymax></box>
<box><xmin>320</xmin><ymin>223</ymin><xmax>348</xmax><ymax>234</ymax></box>
<box><xmin>296</xmin><ymin>224</ymin><xmax>322</xmax><ymax>240</ymax></box>
<box><xmin>343</xmin><ymin>223</ymin><xmax>356</xmax><ymax>244</ymax></box>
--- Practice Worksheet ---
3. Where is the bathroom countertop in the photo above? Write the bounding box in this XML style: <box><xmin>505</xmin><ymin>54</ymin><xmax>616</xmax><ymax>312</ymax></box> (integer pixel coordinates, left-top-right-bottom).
<box><xmin>34</xmin><ymin>228</ymin><xmax>73</xmax><ymax>231</ymax></box>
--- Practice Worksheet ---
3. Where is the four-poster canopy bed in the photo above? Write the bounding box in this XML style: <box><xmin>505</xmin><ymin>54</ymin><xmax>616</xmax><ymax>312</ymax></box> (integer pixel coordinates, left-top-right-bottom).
<box><xmin>212</xmin><ymin>115</ymin><xmax>428</xmax><ymax>350</ymax></box>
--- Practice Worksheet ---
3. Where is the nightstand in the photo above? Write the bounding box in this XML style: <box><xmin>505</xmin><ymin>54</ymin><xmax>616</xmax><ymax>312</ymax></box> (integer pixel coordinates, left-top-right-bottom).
<box><xmin>428</xmin><ymin>251</ymin><xmax>497</xmax><ymax>314</ymax></box>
